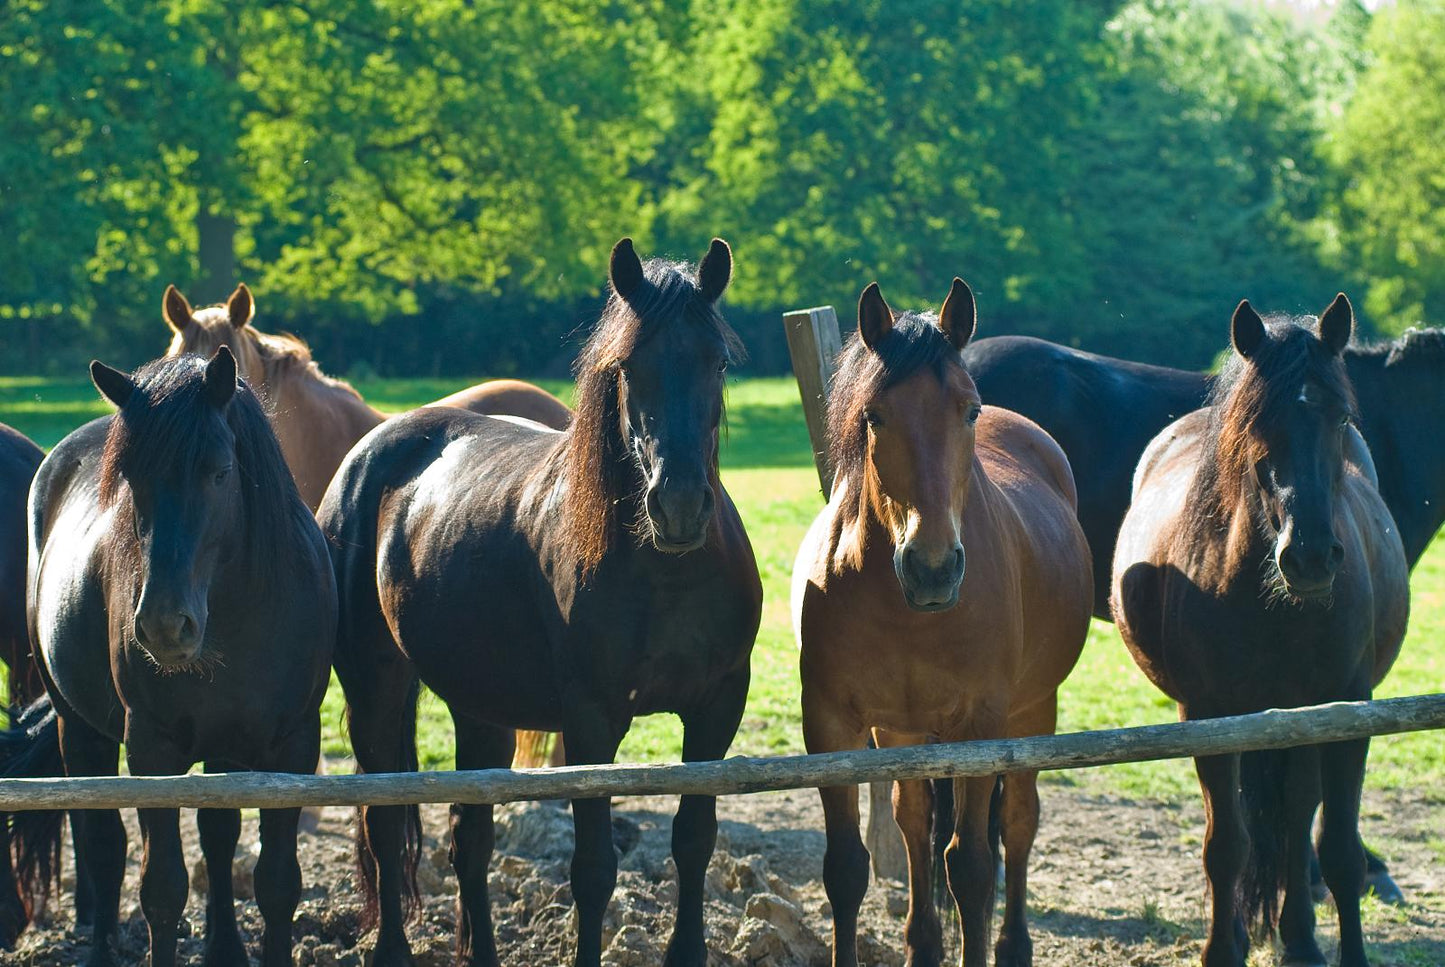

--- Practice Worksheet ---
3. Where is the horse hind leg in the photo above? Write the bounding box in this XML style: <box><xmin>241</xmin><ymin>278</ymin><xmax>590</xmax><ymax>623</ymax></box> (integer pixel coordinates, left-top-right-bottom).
<box><xmin>802</xmin><ymin>696</ymin><xmax>869</xmax><ymax>967</ymax></box>
<box><xmin>873</xmin><ymin>730</ymin><xmax>943</xmax><ymax>967</ymax></box>
<box><xmin>664</xmin><ymin>673</ymin><xmax>749</xmax><ymax>967</ymax></box>
<box><xmin>56</xmin><ymin>716</ymin><xmax>126</xmax><ymax>967</ymax></box>
<box><xmin>342</xmin><ymin>655</ymin><xmax>422</xmax><ymax>967</ymax></box>
<box><xmin>449</xmin><ymin>717</ymin><xmax>513</xmax><ymax>967</ymax></box>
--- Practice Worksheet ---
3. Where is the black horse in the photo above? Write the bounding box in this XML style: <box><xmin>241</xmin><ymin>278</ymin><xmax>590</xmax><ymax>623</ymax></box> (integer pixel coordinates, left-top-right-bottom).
<box><xmin>14</xmin><ymin>349</ymin><xmax>335</xmax><ymax>967</ymax></box>
<box><xmin>319</xmin><ymin>238</ymin><xmax>762</xmax><ymax>967</ymax></box>
<box><xmin>0</xmin><ymin>422</ymin><xmax>43</xmax><ymax>945</ymax></box>
<box><xmin>962</xmin><ymin>331</ymin><xmax>1443</xmax><ymax>901</ymax></box>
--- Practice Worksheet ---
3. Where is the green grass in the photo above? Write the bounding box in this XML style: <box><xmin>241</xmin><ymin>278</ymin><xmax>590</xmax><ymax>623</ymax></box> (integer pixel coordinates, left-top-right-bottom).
<box><xmin>4</xmin><ymin>374</ymin><xmax>1442</xmax><ymax>802</ymax></box>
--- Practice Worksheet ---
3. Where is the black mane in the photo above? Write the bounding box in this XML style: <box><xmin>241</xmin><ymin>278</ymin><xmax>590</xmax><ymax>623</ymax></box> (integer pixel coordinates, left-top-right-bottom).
<box><xmin>99</xmin><ymin>354</ymin><xmax>308</xmax><ymax>577</ymax></box>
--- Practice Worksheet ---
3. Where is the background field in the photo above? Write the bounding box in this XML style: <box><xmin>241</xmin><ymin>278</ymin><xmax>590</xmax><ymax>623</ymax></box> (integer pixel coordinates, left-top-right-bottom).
<box><xmin>4</xmin><ymin>373</ymin><xmax>1440</xmax><ymax>809</ymax></box>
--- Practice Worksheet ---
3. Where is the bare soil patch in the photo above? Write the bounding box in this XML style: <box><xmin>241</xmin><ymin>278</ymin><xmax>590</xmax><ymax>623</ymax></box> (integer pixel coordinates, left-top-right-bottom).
<box><xmin>4</xmin><ymin>772</ymin><xmax>1441</xmax><ymax>966</ymax></box>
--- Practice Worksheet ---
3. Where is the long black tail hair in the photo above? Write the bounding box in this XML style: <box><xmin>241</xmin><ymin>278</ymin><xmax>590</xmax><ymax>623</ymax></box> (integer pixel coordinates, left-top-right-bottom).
<box><xmin>0</xmin><ymin>696</ymin><xmax>66</xmax><ymax>921</ymax></box>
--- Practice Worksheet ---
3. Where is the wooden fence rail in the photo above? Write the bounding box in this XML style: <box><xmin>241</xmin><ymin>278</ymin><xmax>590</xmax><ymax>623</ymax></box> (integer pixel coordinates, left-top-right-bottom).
<box><xmin>0</xmin><ymin>694</ymin><xmax>1441</xmax><ymax>812</ymax></box>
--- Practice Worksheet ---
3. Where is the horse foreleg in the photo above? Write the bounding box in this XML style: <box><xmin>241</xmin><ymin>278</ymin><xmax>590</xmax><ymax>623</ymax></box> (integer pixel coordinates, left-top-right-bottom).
<box><xmin>1318</xmin><ymin>737</ymin><xmax>1371</xmax><ymax>967</ymax></box>
<box><xmin>134</xmin><ymin>805</ymin><xmax>188</xmax><ymax>967</ymax></box>
<box><xmin>874</xmin><ymin>730</ymin><xmax>943</xmax><ymax>967</ymax></box>
<box><xmin>803</xmin><ymin>696</ymin><xmax>869</xmax><ymax>967</ymax></box>
<box><xmin>195</xmin><ymin>782</ymin><xmax>247</xmax><ymax>967</ymax></box>
<box><xmin>1278</xmin><ymin>747</ymin><xmax>1326</xmax><ymax>967</ymax></box>
<box><xmin>944</xmin><ymin>774</ymin><xmax>998</xmax><ymax>967</ymax></box>
<box><xmin>1194</xmin><ymin>752</ymin><xmax>1247</xmax><ymax>967</ymax></box>
<box><xmin>449</xmin><ymin>717</ymin><xmax>513</xmax><ymax>967</ymax></box>
<box><xmin>663</xmin><ymin>672</ymin><xmax>749</xmax><ymax>967</ymax></box>
<box><xmin>254</xmin><ymin>728</ymin><xmax>318</xmax><ymax>967</ymax></box>
<box><xmin>562</xmin><ymin>706</ymin><xmax>625</xmax><ymax>967</ymax></box>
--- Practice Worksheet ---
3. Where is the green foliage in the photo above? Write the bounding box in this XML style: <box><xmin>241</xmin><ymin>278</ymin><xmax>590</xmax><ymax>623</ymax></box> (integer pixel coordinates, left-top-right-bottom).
<box><xmin>4</xmin><ymin>0</ymin><xmax>1441</xmax><ymax>374</ymax></box>
<box><xmin>1328</xmin><ymin>1</ymin><xmax>1445</xmax><ymax>334</ymax></box>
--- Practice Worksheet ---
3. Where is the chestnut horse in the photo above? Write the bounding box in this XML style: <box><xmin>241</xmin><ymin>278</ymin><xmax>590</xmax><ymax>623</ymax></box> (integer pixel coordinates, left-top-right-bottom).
<box><xmin>319</xmin><ymin>238</ymin><xmax>761</xmax><ymax>967</ymax></box>
<box><xmin>794</xmin><ymin>281</ymin><xmax>1092</xmax><ymax>967</ymax></box>
<box><xmin>163</xmin><ymin>285</ymin><xmax>570</xmax><ymax>508</ymax></box>
<box><xmin>1112</xmin><ymin>296</ymin><xmax>1408</xmax><ymax>967</ymax></box>
<box><xmin>17</xmin><ymin>349</ymin><xmax>336</xmax><ymax>967</ymax></box>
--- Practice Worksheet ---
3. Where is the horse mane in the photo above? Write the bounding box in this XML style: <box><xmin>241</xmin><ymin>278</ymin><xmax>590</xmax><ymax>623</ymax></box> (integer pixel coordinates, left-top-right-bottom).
<box><xmin>98</xmin><ymin>354</ymin><xmax>310</xmax><ymax>581</ymax></box>
<box><xmin>1346</xmin><ymin>325</ymin><xmax>1445</xmax><ymax>367</ymax></box>
<box><xmin>179</xmin><ymin>305</ymin><xmax>371</xmax><ymax>408</ymax></box>
<box><xmin>826</xmin><ymin>311</ymin><xmax>963</xmax><ymax>568</ymax></box>
<box><xmin>559</xmin><ymin>258</ymin><xmax>743</xmax><ymax>579</ymax></box>
<box><xmin>1188</xmin><ymin>315</ymin><xmax>1357</xmax><ymax>531</ymax></box>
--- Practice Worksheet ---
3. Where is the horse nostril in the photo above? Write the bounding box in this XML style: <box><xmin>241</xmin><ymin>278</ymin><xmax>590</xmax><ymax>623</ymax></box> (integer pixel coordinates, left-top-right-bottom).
<box><xmin>1329</xmin><ymin>541</ymin><xmax>1345</xmax><ymax>569</ymax></box>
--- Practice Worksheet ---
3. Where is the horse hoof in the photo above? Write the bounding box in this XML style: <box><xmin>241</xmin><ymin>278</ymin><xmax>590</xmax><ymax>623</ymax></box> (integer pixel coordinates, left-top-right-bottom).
<box><xmin>204</xmin><ymin>934</ymin><xmax>250</xmax><ymax>967</ymax></box>
<box><xmin>1364</xmin><ymin>868</ymin><xmax>1405</xmax><ymax>905</ymax></box>
<box><xmin>995</xmin><ymin>932</ymin><xmax>1033</xmax><ymax>967</ymax></box>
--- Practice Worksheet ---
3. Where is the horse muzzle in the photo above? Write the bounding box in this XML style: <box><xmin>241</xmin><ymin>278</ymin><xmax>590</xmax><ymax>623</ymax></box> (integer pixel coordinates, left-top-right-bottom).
<box><xmin>133</xmin><ymin>605</ymin><xmax>205</xmax><ymax>667</ymax></box>
<box><xmin>895</xmin><ymin>542</ymin><xmax>966</xmax><ymax>612</ymax></box>
<box><xmin>1275</xmin><ymin>534</ymin><xmax>1344</xmax><ymax>603</ymax></box>
<box><xmin>644</xmin><ymin>479</ymin><xmax>715</xmax><ymax>552</ymax></box>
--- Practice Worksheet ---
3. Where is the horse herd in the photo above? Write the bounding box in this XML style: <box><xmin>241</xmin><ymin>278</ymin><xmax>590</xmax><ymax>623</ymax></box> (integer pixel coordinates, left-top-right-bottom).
<box><xmin>0</xmin><ymin>236</ymin><xmax>1436</xmax><ymax>967</ymax></box>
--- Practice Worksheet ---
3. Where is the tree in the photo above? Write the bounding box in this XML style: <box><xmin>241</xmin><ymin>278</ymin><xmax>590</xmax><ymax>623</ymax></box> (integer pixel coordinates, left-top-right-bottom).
<box><xmin>1328</xmin><ymin>0</ymin><xmax>1445</xmax><ymax>333</ymax></box>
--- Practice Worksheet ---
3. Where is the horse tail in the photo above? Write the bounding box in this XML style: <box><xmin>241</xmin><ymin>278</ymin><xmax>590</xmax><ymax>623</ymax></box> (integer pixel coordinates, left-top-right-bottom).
<box><xmin>1240</xmin><ymin>748</ymin><xmax>1291</xmax><ymax>938</ymax></box>
<box><xmin>349</xmin><ymin>678</ymin><xmax>423</xmax><ymax>930</ymax></box>
<box><xmin>929</xmin><ymin>776</ymin><xmax>1002</xmax><ymax>913</ymax></box>
<box><xmin>0</xmin><ymin>696</ymin><xmax>65</xmax><ymax>919</ymax></box>
<box><xmin>321</xmin><ymin>429</ymin><xmax>427</xmax><ymax>932</ymax></box>
<box><xmin>512</xmin><ymin>730</ymin><xmax>557</xmax><ymax>769</ymax></box>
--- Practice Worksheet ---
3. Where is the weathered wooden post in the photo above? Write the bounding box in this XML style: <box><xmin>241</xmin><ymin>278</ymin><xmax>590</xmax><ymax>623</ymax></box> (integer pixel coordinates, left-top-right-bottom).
<box><xmin>783</xmin><ymin>303</ymin><xmax>909</xmax><ymax>882</ymax></box>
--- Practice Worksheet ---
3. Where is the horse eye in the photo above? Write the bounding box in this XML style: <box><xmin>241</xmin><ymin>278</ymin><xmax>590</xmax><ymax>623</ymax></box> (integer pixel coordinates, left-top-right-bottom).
<box><xmin>967</xmin><ymin>405</ymin><xmax>981</xmax><ymax>425</ymax></box>
<box><xmin>1338</xmin><ymin>415</ymin><xmax>1350</xmax><ymax>429</ymax></box>
<box><xmin>864</xmin><ymin>410</ymin><xmax>882</xmax><ymax>428</ymax></box>
<box><xmin>213</xmin><ymin>467</ymin><xmax>231</xmax><ymax>485</ymax></box>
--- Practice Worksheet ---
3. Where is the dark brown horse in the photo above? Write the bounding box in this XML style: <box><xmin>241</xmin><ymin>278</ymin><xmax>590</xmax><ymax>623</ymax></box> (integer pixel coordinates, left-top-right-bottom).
<box><xmin>0</xmin><ymin>422</ymin><xmax>43</xmax><ymax>946</ymax></box>
<box><xmin>793</xmin><ymin>281</ymin><xmax>1092</xmax><ymax>967</ymax></box>
<box><xmin>16</xmin><ymin>349</ymin><xmax>336</xmax><ymax>967</ymax></box>
<box><xmin>1112</xmin><ymin>296</ymin><xmax>1409</xmax><ymax>967</ymax></box>
<box><xmin>319</xmin><ymin>238</ymin><xmax>762</xmax><ymax>967</ymax></box>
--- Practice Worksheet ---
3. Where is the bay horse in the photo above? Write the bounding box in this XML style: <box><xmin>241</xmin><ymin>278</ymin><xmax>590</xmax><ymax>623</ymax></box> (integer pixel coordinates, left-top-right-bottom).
<box><xmin>18</xmin><ymin>349</ymin><xmax>336</xmax><ymax>967</ymax></box>
<box><xmin>793</xmin><ymin>281</ymin><xmax>1092</xmax><ymax>967</ymax></box>
<box><xmin>162</xmin><ymin>284</ymin><xmax>571</xmax><ymax>509</ymax></box>
<box><xmin>1111</xmin><ymin>296</ymin><xmax>1409</xmax><ymax>967</ymax></box>
<box><xmin>0</xmin><ymin>422</ymin><xmax>43</xmax><ymax>946</ymax></box>
<box><xmin>319</xmin><ymin>238</ymin><xmax>762</xmax><ymax>967</ymax></box>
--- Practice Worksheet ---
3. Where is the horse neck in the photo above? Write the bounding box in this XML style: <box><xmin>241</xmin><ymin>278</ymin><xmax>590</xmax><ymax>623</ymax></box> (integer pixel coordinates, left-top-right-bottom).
<box><xmin>1345</xmin><ymin>350</ymin><xmax>1445</xmax><ymax>566</ymax></box>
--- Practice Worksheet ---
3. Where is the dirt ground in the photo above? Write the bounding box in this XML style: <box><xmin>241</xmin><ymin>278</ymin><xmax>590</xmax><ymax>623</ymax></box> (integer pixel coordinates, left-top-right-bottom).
<box><xmin>2</xmin><ymin>772</ymin><xmax>1441</xmax><ymax>966</ymax></box>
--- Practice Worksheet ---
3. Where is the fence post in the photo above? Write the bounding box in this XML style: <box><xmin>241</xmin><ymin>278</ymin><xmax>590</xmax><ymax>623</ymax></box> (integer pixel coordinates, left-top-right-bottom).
<box><xmin>782</xmin><ymin>303</ymin><xmax>907</xmax><ymax>882</ymax></box>
<box><xmin>782</xmin><ymin>306</ymin><xmax>845</xmax><ymax>496</ymax></box>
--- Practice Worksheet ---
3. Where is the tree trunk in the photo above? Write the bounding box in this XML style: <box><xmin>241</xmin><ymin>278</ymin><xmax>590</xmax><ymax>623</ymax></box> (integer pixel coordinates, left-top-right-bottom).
<box><xmin>195</xmin><ymin>209</ymin><xmax>237</xmax><ymax>304</ymax></box>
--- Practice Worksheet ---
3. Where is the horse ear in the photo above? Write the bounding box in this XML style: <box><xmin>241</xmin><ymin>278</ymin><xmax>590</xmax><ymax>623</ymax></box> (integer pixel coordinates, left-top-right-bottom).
<box><xmin>938</xmin><ymin>277</ymin><xmax>976</xmax><ymax>351</ymax></box>
<box><xmin>697</xmin><ymin>238</ymin><xmax>732</xmax><ymax>303</ymax></box>
<box><xmin>91</xmin><ymin>361</ymin><xmax>135</xmax><ymax>409</ymax></box>
<box><xmin>204</xmin><ymin>346</ymin><xmax>238</xmax><ymax>409</ymax></box>
<box><xmin>162</xmin><ymin>285</ymin><xmax>194</xmax><ymax>333</ymax></box>
<box><xmin>1318</xmin><ymin>292</ymin><xmax>1353</xmax><ymax>356</ymax></box>
<box><xmin>858</xmin><ymin>282</ymin><xmax>893</xmax><ymax>350</ymax></box>
<box><xmin>609</xmin><ymin>237</ymin><xmax>644</xmax><ymax>301</ymax></box>
<box><xmin>1231</xmin><ymin>299</ymin><xmax>1266</xmax><ymax>359</ymax></box>
<box><xmin>227</xmin><ymin>283</ymin><xmax>254</xmax><ymax>330</ymax></box>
